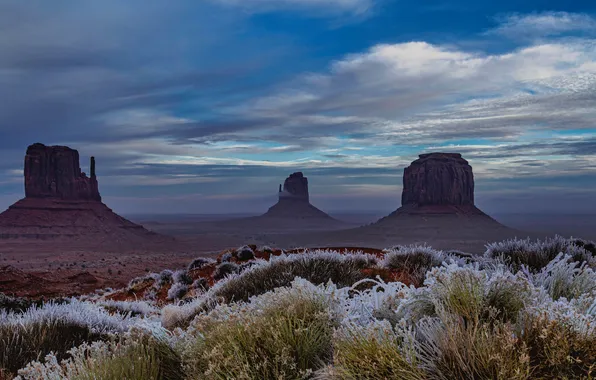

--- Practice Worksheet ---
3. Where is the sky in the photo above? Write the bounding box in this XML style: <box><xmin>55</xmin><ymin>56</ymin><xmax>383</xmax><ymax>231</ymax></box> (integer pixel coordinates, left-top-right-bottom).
<box><xmin>0</xmin><ymin>0</ymin><xmax>595</xmax><ymax>215</ymax></box>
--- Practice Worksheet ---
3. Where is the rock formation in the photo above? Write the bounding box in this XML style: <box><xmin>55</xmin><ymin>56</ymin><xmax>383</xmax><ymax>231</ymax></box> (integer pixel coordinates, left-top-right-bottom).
<box><xmin>0</xmin><ymin>143</ymin><xmax>169</xmax><ymax>248</ymax></box>
<box><xmin>263</xmin><ymin>172</ymin><xmax>335</xmax><ymax>220</ymax></box>
<box><xmin>401</xmin><ymin>153</ymin><xmax>474</xmax><ymax>207</ymax></box>
<box><xmin>24</xmin><ymin>143</ymin><xmax>101</xmax><ymax>201</ymax></box>
<box><xmin>365</xmin><ymin>152</ymin><xmax>512</xmax><ymax>240</ymax></box>
<box><xmin>279</xmin><ymin>172</ymin><xmax>309</xmax><ymax>202</ymax></box>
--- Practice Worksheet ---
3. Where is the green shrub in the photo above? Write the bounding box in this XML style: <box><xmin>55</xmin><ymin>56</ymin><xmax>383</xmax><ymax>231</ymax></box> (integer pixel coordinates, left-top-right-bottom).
<box><xmin>330</xmin><ymin>326</ymin><xmax>425</xmax><ymax>380</ymax></box>
<box><xmin>17</xmin><ymin>333</ymin><xmax>184</xmax><ymax>380</ymax></box>
<box><xmin>182</xmin><ymin>291</ymin><xmax>335</xmax><ymax>379</ymax></box>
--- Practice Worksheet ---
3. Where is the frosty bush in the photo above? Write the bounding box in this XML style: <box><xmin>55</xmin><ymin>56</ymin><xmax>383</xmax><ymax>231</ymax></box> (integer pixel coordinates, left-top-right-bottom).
<box><xmin>383</xmin><ymin>245</ymin><xmax>448</xmax><ymax>286</ymax></box>
<box><xmin>485</xmin><ymin>236</ymin><xmax>595</xmax><ymax>272</ymax></box>
<box><xmin>236</xmin><ymin>245</ymin><xmax>255</xmax><ymax>261</ymax></box>
<box><xmin>187</xmin><ymin>257</ymin><xmax>214</xmax><ymax>271</ymax></box>
<box><xmin>0</xmin><ymin>300</ymin><xmax>160</xmax><ymax>376</ymax></box>
<box><xmin>212</xmin><ymin>262</ymin><xmax>239</xmax><ymax>281</ymax></box>
<box><xmin>210</xmin><ymin>250</ymin><xmax>375</xmax><ymax>305</ymax></box>
<box><xmin>167</xmin><ymin>283</ymin><xmax>189</xmax><ymax>301</ymax></box>
<box><xmin>16</xmin><ymin>331</ymin><xmax>183</xmax><ymax>380</ymax></box>
<box><xmin>173</xmin><ymin>270</ymin><xmax>193</xmax><ymax>286</ymax></box>
<box><xmin>180</xmin><ymin>281</ymin><xmax>335</xmax><ymax>379</ymax></box>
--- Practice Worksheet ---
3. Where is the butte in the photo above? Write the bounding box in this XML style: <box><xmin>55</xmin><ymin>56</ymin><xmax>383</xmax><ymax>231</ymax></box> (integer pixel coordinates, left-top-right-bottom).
<box><xmin>296</xmin><ymin>153</ymin><xmax>521</xmax><ymax>252</ymax></box>
<box><xmin>0</xmin><ymin>143</ymin><xmax>171</xmax><ymax>249</ymax></box>
<box><xmin>262</xmin><ymin>172</ymin><xmax>337</xmax><ymax>220</ymax></box>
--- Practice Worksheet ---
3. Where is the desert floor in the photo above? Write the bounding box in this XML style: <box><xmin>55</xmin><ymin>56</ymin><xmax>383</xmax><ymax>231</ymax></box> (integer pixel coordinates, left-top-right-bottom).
<box><xmin>1</xmin><ymin>212</ymin><xmax>594</xmax><ymax>298</ymax></box>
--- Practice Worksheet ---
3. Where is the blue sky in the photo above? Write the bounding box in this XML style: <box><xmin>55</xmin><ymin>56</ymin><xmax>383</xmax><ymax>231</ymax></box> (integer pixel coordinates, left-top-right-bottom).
<box><xmin>0</xmin><ymin>0</ymin><xmax>595</xmax><ymax>215</ymax></box>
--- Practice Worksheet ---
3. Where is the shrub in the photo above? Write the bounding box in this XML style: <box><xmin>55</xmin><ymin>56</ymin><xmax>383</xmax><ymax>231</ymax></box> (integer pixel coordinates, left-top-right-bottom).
<box><xmin>159</xmin><ymin>270</ymin><xmax>174</xmax><ymax>286</ymax></box>
<box><xmin>211</xmin><ymin>251</ymin><xmax>373</xmax><ymax>305</ymax></box>
<box><xmin>1</xmin><ymin>320</ymin><xmax>103</xmax><ymax>376</ymax></box>
<box><xmin>100</xmin><ymin>300</ymin><xmax>158</xmax><ymax>317</ymax></box>
<box><xmin>532</xmin><ymin>253</ymin><xmax>596</xmax><ymax>301</ymax></box>
<box><xmin>330</xmin><ymin>324</ymin><xmax>425</xmax><ymax>380</ymax></box>
<box><xmin>383</xmin><ymin>245</ymin><xmax>446</xmax><ymax>286</ymax></box>
<box><xmin>485</xmin><ymin>236</ymin><xmax>594</xmax><ymax>272</ymax></box>
<box><xmin>167</xmin><ymin>283</ymin><xmax>189</xmax><ymax>301</ymax></box>
<box><xmin>259</xmin><ymin>245</ymin><xmax>274</xmax><ymax>253</ymax></box>
<box><xmin>17</xmin><ymin>332</ymin><xmax>183</xmax><ymax>380</ymax></box>
<box><xmin>236</xmin><ymin>245</ymin><xmax>255</xmax><ymax>261</ymax></box>
<box><xmin>173</xmin><ymin>270</ymin><xmax>193</xmax><ymax>286</ymax></box>
<box><xmin>181</xmin><ymin>286</ymin><xmax>335</xmax><ymax>379</ymax></box>
<box><xmin>517</xmin><ymin>308</ymin><xmax>596</xmax><ymax>378</ymax></box>
<box><xmin>220</xmin><ymin>252</ymin><xmax>233</xmax><ymax>263</ymax></box>
<box><xmin>0</xmin><ymin>300</ymin><xmax>151</xmax><ymax>375</ymax></box>
<box><xmin>187</xmin><ymin>257</ymin><xmax>214</xmax><ymax>271</ymax></box>
<box><xmin>415</xmin><ymin>317</ymin><xmax>530</xmax><ymax>379</ymax></box>
<box><xmin>212</xmin><ymin>262</ymin><xmax>240</xmax><ymax>281</ymax></box>
<box><xmin>191</xmin><ymin>278</ymin><xmax>209</xmax><ymax>291</ymax></box>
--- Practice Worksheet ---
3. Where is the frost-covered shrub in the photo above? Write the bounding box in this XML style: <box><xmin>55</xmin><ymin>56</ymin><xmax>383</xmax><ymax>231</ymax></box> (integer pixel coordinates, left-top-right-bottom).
<box><xmin>573</xmin><ymin>238</ymin><xmax>596</xmax><ymax>256</ymax></box>
<box><xmin>0</xmin><ymin>293</ymin><xmax>40</xmax><ymax>313</ymax></box>
<box><xmin>414</xmin><ymin>316</ymin><xmax>530</xmax><ymax>379</ymax></box>
<box><xmin>173</xmin><ymin>270</ymin><xmax>193</xmax><ymax>286</ymax></box>
<box><xmin>211</xmin><ymin>250</ymin><xmax>374</xmax><ymax>305</ymax></box>
<box><xmin>180</xmin><ymin>282</ymin><xmax>335</xmax><ymax>379</ymax></box>
<box><xmin>191</xmin><ymin>278</ymin><xmax>209</xmax><ymax>291</ymax></box>
<box><xmin>158</xmin><ymin>270</ymin><xmax>174</xmax><ymax>286</ymax></box>
<box><xmin>187</xmin><ymin>257</ymin><xmax>214</xmax><ymax>271</ymax></box>
<box><xmin>1</xmin><ymin>319</ymin><xmax>103</xmax><ymax>376</ymax></box>
<box><xmin>16</xmin><ymin>331</ymin><xmax>183</xmax><ymax>380</ymax></box>
<box><xmin>329</xmin><ymin>323</ymin><xmax>425</xmax><ymax>380</ymax></box>
<box><xmin>220</xmin><ymin>252</ymin><xmax>233</xmax><ymax>263</ymax></box>
<box><xmin>127</xmin><ymin>273</ymin><xmax>159</xmax><ymax>291</ymax></box>
<box><xmin>167</xmin><ymin>283</ymin><xmax>188</xmax><ymax>301</ymax></box>
<box><xmin>516</xmin><ymin>304</ymin><xmax>596</xmax><ymax>378</ymax></box>
<box><xmin>383</xmin><ymin>245</ymin><xmax>447</xmax><ymax>286</ymax></box>
<box><xmin>212</xmin><ymin>262</ymin><xmax>240</xmax><ymax>281</ymax></box>
<box><xmin>0</xmin><ymin>299</ymin><xmax>161</xmax><ymax>374</ymax></box>
<box><xmin>100</xmin><ymin>300</ymin><xmax>158</xmax><ymax>317</ymax></box>
<box><xmin>485</xmin><ymin>236</ymin><xmax>594</xmax><ymax>272</ymax></box>
<box><xmin>259</xmin><ymin>245</ymin><xmax>274</xmax><ymax>253</ymax></box>
<box><xmin>532</xmin><ymin>253</ymin><xmax>596</xmax><ymax>301</ymax></box>
<box><xmin>236</xmin><ymin>245</ymin><xmax>255</xmax><ymax>261</ymax></box>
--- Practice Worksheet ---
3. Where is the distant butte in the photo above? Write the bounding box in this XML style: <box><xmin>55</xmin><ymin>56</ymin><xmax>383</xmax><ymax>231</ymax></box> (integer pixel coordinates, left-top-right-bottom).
<box><xmin>263</xmin><ymin>172</ymin><xmax>336</xmax><ymax>220</ymax></box>
<box><xmin>375</xmin><ymin>152</ymin><xmax>508</xmax><ymax>225</ymax></box>
<box><xmin>0</xmin><ymin>143</ymin><xmax>169</xmax><ymax>248</ymax></box>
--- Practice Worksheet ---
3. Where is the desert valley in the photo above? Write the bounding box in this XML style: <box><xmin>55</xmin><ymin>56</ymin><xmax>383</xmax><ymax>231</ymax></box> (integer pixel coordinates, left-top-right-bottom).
<box><xmin>0</xmin><ymin>143</ymin><xmax>582</xmax><ymax>298</ymax></box>
<box><xmin>2</xmin><ymin>2</ymin><xmax>596</xmax><ymax>379</ymax></box>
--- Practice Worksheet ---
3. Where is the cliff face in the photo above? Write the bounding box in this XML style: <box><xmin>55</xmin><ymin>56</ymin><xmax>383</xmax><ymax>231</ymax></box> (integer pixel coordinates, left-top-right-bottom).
<box><xmin>279</xmin><ymin>172</ymin><xmax>309</xmax><ymax>202</ymax></box>
<box><xmin>401</xmin><ymin>153</ymin><xmax>474</xmax><ymax>207</ymax></box>
<box><xmin>24</xmin><ymin>143</ymin><xmax>101</xmax><ymax>201</ymax></box>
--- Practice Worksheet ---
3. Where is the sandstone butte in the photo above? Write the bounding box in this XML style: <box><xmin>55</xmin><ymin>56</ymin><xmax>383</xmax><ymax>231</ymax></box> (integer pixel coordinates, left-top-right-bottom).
<box><xmin>262</xmin><ymin>172</ymin><xmax>337</xmax><ymax>220</ymax></box>
<box><xmin>375</xmin><ymin>152</ymin><xmax>509</xmax><ymax>224</ymax></box>
<box><xmin>0</xmin><ymin>143</ymin><xmax>168</xmax><ymax>247</ymax></box>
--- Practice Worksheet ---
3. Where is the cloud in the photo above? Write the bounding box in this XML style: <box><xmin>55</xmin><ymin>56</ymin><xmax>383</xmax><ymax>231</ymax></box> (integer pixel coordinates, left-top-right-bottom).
<box><xmin>487</xmin><ymin>12</ymin><xmax>596</xmax><ymax>39</ymax></box>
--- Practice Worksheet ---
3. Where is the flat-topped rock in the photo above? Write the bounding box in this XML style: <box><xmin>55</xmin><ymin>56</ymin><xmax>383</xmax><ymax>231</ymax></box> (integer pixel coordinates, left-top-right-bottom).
<box><xmin>0</xmin><ymin>143</ymin><xmax>172</xmax><ymax>248</ymax></box>
<box><xmin>401</xmin><ymin>152</ymin><xmax>474</xmax><ymax>206</ymax></box>
<box><xmin>24</xmin><ymin>143</ymin><xmax>101</xmax><ymax>201</ymax></box>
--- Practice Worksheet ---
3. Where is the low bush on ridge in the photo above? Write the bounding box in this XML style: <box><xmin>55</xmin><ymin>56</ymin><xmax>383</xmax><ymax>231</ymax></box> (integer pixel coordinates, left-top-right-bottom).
<box><xmin>2</xmin><ymin>236</ymin><xmax>595</xmax><ymax>379</ymax></box>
